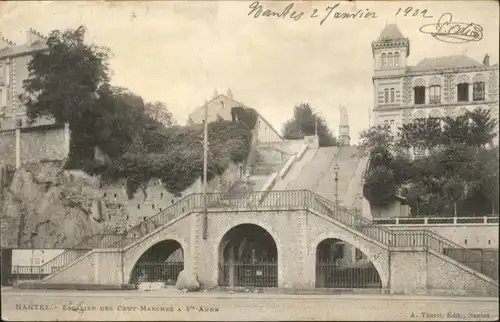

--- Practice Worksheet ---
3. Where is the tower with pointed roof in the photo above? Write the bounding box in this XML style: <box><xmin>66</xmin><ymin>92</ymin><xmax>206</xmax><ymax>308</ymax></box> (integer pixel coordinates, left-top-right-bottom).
<box><xmin>371</xmin><ymin>24</ymin><xmax>410</xmax><ymax>77</ymax></box>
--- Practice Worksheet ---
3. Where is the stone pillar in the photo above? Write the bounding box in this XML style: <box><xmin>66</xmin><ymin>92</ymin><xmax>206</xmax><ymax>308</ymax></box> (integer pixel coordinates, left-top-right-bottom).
<box><xmin>15</xmin><ymin>127</ymin><xmax>20</xmax><ymax>169</ymax></box>
<box><xmin>64</xmin><ymin>122</ymin><xmax>71</xmax><ymax>157</ymax></box>
<box><xmin>468</xmin><ymin>83</ymin><xmax>473</xmax><ymax>102</ymax></box>
<box><xmin>228</xmin><ymin>246</ymin><xmax>235</xmax><ymax>288</ymax></box>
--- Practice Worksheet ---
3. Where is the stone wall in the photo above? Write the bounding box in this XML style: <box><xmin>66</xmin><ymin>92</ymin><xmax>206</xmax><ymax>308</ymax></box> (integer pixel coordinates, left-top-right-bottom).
<box><xmin>20</xmin><ymin>125</ymin><xmax>68</xmax><ymax>163</ymax></box>
<box><xmin>0</xmin><ymin>124</ymin><xmax>69</xmax><ymax>167</ymax></box>
<box><xmin>0</xmin><ymin>130</ymin><xmax>16</xmax><ymax>165</ymax></box>
<box><xmin>100</xmin><ymin>161</ymin><xmax>241</xmax><ymax>229</ymax></box>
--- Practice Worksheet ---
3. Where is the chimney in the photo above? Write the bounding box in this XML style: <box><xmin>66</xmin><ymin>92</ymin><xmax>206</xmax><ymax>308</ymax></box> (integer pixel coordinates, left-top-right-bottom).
<box><xmin>483</xmin><ymin>54</ymin><xmax>490</xmax><ymax>66</ymax></box>
<box><xmin>26</xmin><ymin>28</ymin><xmax>45</xmax><ymax>46</ymax></box>
<box><xmin>213</xmin><ymin>90</ymin><xmax>218</xmax><ymax>98</ymax></box>
<box><xmin>0</xmin><ymin>33</ymin><xmax>16</xmax><ymax>47</ymax></box>
<box><xmin>226</xmin><ymin>88</ymin><xmax>233</xmax><ymax>99</ymax></box>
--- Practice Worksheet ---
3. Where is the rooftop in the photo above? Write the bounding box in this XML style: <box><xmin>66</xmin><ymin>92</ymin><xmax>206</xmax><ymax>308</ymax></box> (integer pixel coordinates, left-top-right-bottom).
<box><xmin>377</xmin><ymin>24</ymin><xmax>406</xmax><ymax>41</ymax></box>
<box><xmin>409</xmin><ymin>55</ymin><xmax>485</xmax><ymax>71</ymax></box>
<box><xmin>0</xmin><ymin>29</ymin><xmax>48</xmax><ymax>59</ymax></box>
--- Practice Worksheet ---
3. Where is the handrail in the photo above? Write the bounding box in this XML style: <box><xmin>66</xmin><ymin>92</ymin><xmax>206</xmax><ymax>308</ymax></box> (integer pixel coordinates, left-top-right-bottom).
<box><xmin>373</xmin><ymin>216</ymin><xmax>499</xmax><ymax>225</ymax></box>
<box><xmin>28</xmin><ymin>189</ymin><xmax>498</xmax><ymax>282</ymax></box>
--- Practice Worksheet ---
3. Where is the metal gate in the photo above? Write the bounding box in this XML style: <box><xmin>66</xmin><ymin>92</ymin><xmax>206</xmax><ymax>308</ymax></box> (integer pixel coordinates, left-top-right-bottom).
<box><xmin>130</xmin><ymin>262</ymin><xmax>184</xmax><ymax>285</ymax></box>
<box><xmin>220</xmin><ymin>261</ymin><xmax>278</xmax><ymax>288</ymax></box>
<box><xmin>316</xmin><ymin>261</ymin><xmax>381</xmax><ymax>289</ymax></box>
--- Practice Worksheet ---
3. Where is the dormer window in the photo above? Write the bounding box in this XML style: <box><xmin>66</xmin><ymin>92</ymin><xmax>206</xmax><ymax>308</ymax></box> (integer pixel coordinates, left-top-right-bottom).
<box><xmin>472</xmin><ymin>74</ymin><xmax>486</xmax><ymax>101</ymax></box>
<box><xmin>381</xmin><ymin>53</ymin><xmax>387</xmax><ymax>67</ymax></box>
<box><xmin>394</xmin><ymin>52</ymin><xmax>400</xmax><ymax>67</ymax></box>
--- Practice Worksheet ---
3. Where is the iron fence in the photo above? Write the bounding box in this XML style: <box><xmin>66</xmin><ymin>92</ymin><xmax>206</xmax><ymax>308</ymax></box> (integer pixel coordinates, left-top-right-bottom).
<box><xmin>129</xmin><ymin>262</ymin><xmax>184</xmax><ymax>285</ymax></box>
<box><xmin>316</xmin><ymin>261</ymin><xmax>381</xmax><ymax>289</ymax></box>
<box><xmin>11</xmin><ymin>265</ymin><xmax>51</xmax><ymax>283</ymax></box>
<box><xmin>219</xmin><ymin>262</ymin><xmax>278</xmax><ymax>288</ymax></box>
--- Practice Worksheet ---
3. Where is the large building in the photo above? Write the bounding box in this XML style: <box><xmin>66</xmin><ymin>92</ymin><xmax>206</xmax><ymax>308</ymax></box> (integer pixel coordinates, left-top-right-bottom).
<box><xmin>187</xmin><ymin>90</ymin><xmax>283</xmax><ymax>144</ymax></box>
<box><xmin>371</xmin><ymin>24</ymin><xmax>499</xmax><ymax>148</ymax></box>
<box><xmin>0</xmin><ymin>29</ymin><xmax>56</xmax><ymax>130</ymax></box>
<box><xmin>0</xmin><ymin>30</ymin><xmax>69</xmax><ymax>168</ymax></box>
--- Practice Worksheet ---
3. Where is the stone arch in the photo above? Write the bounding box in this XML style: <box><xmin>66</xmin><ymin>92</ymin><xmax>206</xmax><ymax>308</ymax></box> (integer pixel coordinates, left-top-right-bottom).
<box><xmin>413</xmin><ymin>110</ymin><xmax>426</xmax><ymax>119</ymax></box>
<box><xmin>217</xmin><ymin>223</ymin><xmax>279</xmax><ymax>287</ymax></box>
<box><xmin>124</xmin><ymin>234</ymin><xmax>188</xmax><ymax>284</ymax></box>
<box><xmin>429</xmin><ymin>77</ymin><xmax>441</xmax><ymax>86</ymax></box>
<box><xmin>413</xmin><ymin>78</ymin><xmax>426</xmax><ymax>87</ymax></box>
<box><xmin>394</xmin><ymin>52</ymin><xmax>400</xmax><ymax>67</ymax></box>
<box><xmin>457</xmin><ymin>74</ymin><xmax>470</xmax><ymax>84</ymax></box>
<box><xmin>387</xmin><ymin>52</ymin><xmax>393</xmax><ymax>67</ymax></box>
<box><xmin>429</xmin><ymin>109</ymin><xmax>442</xmax><ymax>118</ymax></box>
<box><xmin>381</xmin><ymin>53</ymin><xmax>387</xmax><ymax>67</ymax></box>
<box><xmin>315</xmin><ymin>238</ymin><xmax>382</xmax><ymax>289</ymax></box>
<box><xmin>309</xmin><ymin>231</ymin><xmax>389</xmax><ymax>290</ymax></box>
<box><xmin>473</xmin><ymin>73</ymin><xmax>486</xmax><ymax>83</ymax></box>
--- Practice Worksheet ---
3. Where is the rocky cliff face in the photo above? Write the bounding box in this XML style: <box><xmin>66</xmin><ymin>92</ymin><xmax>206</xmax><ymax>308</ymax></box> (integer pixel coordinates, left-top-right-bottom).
<box><xmin>0</xmin><ymin>162</ymin><xmax>111</xmax><ymax>249</ymax></box>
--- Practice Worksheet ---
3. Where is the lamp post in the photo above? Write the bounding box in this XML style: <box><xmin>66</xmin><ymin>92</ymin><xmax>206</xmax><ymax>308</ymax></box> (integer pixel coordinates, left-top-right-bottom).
<box><xmin>333</xmin><ymin>164</ymin><xmax>339</xmax><ymax>204</ymax></box>
<box><xmin>202</xmin><ymin>104</ymin><xmax>208</xmax><ymax>240</ymax></box>
<box><xmin>30</xmin><ymin>230</ymin><xmax>37</xmax><ymax>276</ymax></box>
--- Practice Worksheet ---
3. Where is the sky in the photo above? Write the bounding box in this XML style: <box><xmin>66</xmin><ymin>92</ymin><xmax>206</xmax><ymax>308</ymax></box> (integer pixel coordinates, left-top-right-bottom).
<box><xmin>1</xmin><ymin>1</ymin><xmax>498</xmax><ymax>143</ymax></box>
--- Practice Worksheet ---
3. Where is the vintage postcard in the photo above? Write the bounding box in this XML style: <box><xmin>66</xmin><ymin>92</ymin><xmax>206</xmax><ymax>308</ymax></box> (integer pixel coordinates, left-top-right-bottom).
<box><xmin>0</xmin><ymin>0</ymin><xmax>499</xmax><ymax>321</ymax></box>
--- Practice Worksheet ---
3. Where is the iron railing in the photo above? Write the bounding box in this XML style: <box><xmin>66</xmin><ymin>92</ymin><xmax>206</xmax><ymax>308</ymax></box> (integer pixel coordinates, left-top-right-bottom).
<box><xmin>315</xmin><ymin>261</ymin><xmax>381</xmax><ymax>289</ymax></box>
<box><xmin>374</xmin><ymin>216</ymin><xmax>499</xmax><ymax>225</ymax></box>
<box><xmin>219</xmin><ymin>261</ymin><xmax>278</xmax><ymax>288</ymax></box>
<box><xmin>390</xmin><ymin>230</ymin><xmax>498</xmax><ymax>280</ymax></box>
<box><xmin>23</xmin><ymin>189</ymin><xmax>499</xmax><ymax>283</ymax></box>
<box><xmin>129</xmin><ymin>261</ymin><xmax>184</xmax><ymax>285</ymax></box>
<box><xmin>11</xmin><ymin>265</ymin><xmax>51</xmax><ymax>283</ymax></box>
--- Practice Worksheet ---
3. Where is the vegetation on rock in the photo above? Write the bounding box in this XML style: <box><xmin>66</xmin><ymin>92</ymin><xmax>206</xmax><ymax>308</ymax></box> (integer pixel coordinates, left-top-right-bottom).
<box><xmin>21</xmin><ymin>25</ymin><xmax>252</xmax><ymax>198</ymax></box>
<box><xmin>282</xmin><ymin>103</ymin><xmax>338</xmax><ymax>147</ymax></box>
<box><xmin>360</xmin><ymin>108</ymin><xmax>499</xmax><ymax>217</ymax></box>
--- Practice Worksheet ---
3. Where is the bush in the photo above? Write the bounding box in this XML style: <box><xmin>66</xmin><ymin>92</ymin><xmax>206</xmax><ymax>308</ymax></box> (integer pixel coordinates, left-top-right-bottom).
<box><xmin>100</xmin><ymin>120</ymin><xmax>252</xmax><ymax>198</ymax></box>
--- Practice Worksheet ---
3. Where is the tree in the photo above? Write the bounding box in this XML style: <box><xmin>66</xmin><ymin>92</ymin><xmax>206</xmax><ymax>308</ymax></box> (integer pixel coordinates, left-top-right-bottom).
<box><xmin>397</xmin><ymin>117</ymin><xmax>443</xmax><ymax>154</ymax></box>
<box><xmin>145</xmin><ymin>101</ymin><xmax>175</xmax><ymax>127</ymax></box>
<box><xmin>363</xmin><ymin>166</ymin><xmax>397</xmax><ymax>206</ymax></box>
<box><xmin>441</xmin><ymin>114</ymin><xmax>471</xmax><ymax>147</ymax></box>
<box><xmin>359</xmin><ymin>124</ymin><xmax>393</xmax><ymax>151</ymax></box>
<box><xmin>466</xmin><ymin>108</ymin><xmax>498</xmax><ymax>148</ymax></box>
<box><xmin>282</xmin><ymin>103</ymin><xmax>338</xmax><ymax>147</ymax></box>
<box><xmin>22</xmin><ymin>26</ymin><xmax>110</xmax><ymax>161</ymax></box>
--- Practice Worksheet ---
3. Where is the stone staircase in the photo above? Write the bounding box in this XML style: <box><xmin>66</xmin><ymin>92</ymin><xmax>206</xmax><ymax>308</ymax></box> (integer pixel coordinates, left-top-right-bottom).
<box><xmin>252</xmin><ymin>146</ymin><xmax>291</xmax><ymax>177</ymax></box>
<box><xmin>30</xmin><ymin>189</ymin><xmax>499</xmax><ymax>289</ymax></box>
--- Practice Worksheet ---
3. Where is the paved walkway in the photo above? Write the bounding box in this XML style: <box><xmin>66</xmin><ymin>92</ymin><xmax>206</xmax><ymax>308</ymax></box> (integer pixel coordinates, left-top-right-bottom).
<box><xmin>2</xmin><ymin>288</ymin><xmax>498</xmax><ymax>321</ymax></box>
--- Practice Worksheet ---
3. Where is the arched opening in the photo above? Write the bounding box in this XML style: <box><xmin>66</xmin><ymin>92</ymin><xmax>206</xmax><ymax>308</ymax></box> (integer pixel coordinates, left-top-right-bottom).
<box><xmin>315</xmin><ymin>238</ymin><xmax>381</xmax><ymax>289</ymax></box>
<box><xmin>129</xmin><ymin>239</ymin><xmax>184</xmax><ymax>285</ymax></box>
<box><xmin>218</xmin><ymin>224</ymin><xmax>278</xmax><ymax>288</ymax></box>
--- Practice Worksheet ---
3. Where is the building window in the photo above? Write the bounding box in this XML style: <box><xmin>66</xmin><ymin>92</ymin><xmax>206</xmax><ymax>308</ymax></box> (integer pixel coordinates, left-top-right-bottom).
<box><xmin>0</xmin><ymin>64</ymin><xmax>4</xmax><ymax>84</ymax></box>
<box><xmin>381</xmin><ymin>53</ymin><xmax>387</xmax><ymax>67</ymax></box>
<box><xmin>473</xmin><ymin>82</ymin><xmax>485</xmax><ymax>101</ymax></box>
<box><xmin>457</xmin><ymin>83</ymin><xmax>469</xmax><ymax>102</ymax></box>
<box><xmin>387</xmin><ymin>52</ymin><xmax>393</xmax><ymax>67</ymax></box>
<box><xmin>390</xmin><ymin>88</ymin><xmax>395</xmax><ymax>102</ymax></box>
<box><xmin>414</xmin><ymin>86</ymin><xmax>425</xmax><ymax>104</ymax></box>
<box><xmin>429</xmin><ymin>85</ymin><xmax>441</xmax><ymax>104</ymax></box>
<box><xmin>384</xmin><ymin>89</ymin><xmax>389</xmax><ymax>103</ymax></box>
<box><xmin>394</xmin><ymin>52</ymin><xmax>400</xmax><ymax>67</ymax></box>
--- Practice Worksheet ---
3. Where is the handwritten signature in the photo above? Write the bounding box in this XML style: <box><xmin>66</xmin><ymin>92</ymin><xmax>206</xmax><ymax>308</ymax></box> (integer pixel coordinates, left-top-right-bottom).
<box><xmin>419</xmin><ymin>13</ymin><xmax>483</xmax><ymax>43</ymax></box>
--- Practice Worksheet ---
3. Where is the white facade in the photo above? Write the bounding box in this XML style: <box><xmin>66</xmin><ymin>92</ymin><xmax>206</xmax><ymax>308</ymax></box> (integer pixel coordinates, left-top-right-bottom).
<box><xmin>371</xmin><ymin>25</ymin><xmax>499</xmax><ymax>145</ymax></box>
